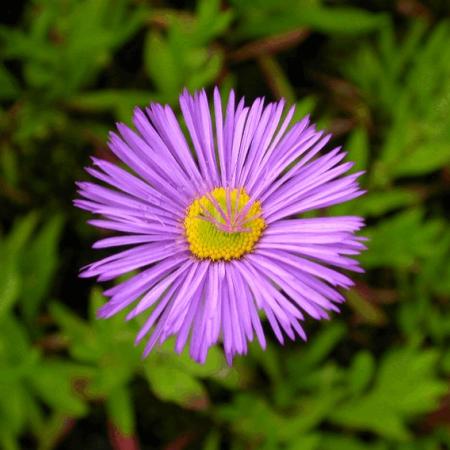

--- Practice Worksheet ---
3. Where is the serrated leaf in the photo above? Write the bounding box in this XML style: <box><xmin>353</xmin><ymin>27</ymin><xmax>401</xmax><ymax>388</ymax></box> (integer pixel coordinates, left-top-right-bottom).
<box><xmin>329</xmin><ymin>346</ymin><xmax>447</xmax><ymax>440</ymax></box>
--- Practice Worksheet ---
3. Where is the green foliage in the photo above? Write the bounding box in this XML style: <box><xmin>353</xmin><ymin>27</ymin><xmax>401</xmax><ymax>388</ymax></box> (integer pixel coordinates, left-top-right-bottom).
<box><xmin>330</xmin><ymin>346</ymin><xmax>447</xmax><ymax>440</ymax></box>
<box><xmin>1</xmin><ymin>0</ymin><xmax>449</xmax><ymax>448</ymax></box>
<box><xmin>106</xmin><ymin>384</ymin><xmax>135</xmax><ymax>436</ymax></box>
<box><xmin>230</xmin><ymin>0</ymin><xmax>386</xmax><ymax>38</ymax></box>
<box><xmin>0</xmin><ymin>64</ymin><xmax>20</xmax><ymax>101</ymax></box>
<box><xmin>345</xmin><ymin>21</ymin><xmax>450</xmax><ymax>185</ymax></box>
<box><xmin>144</xmin><ymin>0</ymin><xmax>230</xmax><ymax>103</ymax></box>
<box><xmin>0</xmin><ymin>313</ymin><xmax>90</xmax><ymax>449</ymax></box>
<box><xmin>361</xmin><ymin>209</ymin><xmax>445</xmax><ymax>270</ymax></box>
<box><xmin>0</xmin><ymin>214</ymin><xmax>63</xmax><ymax>320</ymax></box>
<box><xmin>0</xmin><ymin>0</ymin><xmax>146</xmax><ymax>98</ymax></box>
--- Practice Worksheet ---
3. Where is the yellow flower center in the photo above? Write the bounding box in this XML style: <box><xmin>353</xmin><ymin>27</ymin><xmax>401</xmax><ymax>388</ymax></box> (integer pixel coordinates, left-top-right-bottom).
<box><xmin>184</xmin><ymin>187</ymin><xmax>265</xmax><ymax>261</ymax></box>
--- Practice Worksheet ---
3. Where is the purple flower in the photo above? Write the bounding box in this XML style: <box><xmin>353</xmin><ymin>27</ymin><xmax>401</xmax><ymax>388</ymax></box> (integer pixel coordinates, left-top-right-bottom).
<box><xmin>75</xmin><ymin>88</ymin><xmax>366</xmax><ymax>364</ymax></box>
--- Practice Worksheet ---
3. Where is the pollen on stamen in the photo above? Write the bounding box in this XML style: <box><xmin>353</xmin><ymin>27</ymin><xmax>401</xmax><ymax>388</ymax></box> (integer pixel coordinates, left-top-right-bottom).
<box><xmin>184</xmin><ymin>187</ymin><xmax>265</xmax><ymax>261</ymax></box>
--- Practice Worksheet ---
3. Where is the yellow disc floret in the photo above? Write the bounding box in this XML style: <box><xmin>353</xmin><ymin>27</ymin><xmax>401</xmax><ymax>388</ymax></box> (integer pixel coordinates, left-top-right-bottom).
<box><xmin>184</xmin><ymin>187</ymin><xmax>265</xmax><ymax>261</ymax></box>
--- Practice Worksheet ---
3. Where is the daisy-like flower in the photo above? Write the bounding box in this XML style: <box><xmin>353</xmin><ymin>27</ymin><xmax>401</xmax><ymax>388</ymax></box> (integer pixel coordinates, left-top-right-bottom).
<box><xmin>75</xmin><ymin>88</ymin><xmax>365</xmax><ymax>364</ymax></box>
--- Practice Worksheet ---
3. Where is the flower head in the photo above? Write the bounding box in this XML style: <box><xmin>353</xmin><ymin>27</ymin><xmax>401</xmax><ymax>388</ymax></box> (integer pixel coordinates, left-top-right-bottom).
<box><xmin>75</xmin><ymin>88</ymin><xmax>365</xmax><ymax>364</ymax></box>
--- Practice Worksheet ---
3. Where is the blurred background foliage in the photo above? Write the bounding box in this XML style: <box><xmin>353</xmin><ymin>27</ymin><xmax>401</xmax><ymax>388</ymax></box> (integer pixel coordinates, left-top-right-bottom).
<box><xmin>1</xmin><ymin>0</ymin><xmax>449</xmax><ymax>449</ymax></box>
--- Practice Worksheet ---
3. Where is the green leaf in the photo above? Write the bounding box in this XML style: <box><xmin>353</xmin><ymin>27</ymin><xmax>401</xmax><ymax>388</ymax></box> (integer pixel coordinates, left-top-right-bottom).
<box><xmin>286</xmin><ymin>435</ymin><xmax>321</xmax><ymax>450</ymax></box>
<box><xmin>419</xmin><ymin>230</ymin><xmax>450</xmax><ymax>296</ymax></box>
<box><xmin>55</xmin><ymin>287</ymin><xmax>150</xmax><ymax>401</ymax></box>
<box><xmin>285</xmin><ymin>389</ymin><xmax>345</xmax><ymax>435</ymax></box>
<box><xmin>348</xmin><ymin>351</ymin><xmax>375</xmax><ymax>395</ymax></box>
<box><xmin>195</xmin><ymin>0</ymin><xmax>233</xmax><ymax>44</ymax></box>
<box><xmin>330</xmin><ymin>346</ymin><xmax>447</xmax><ymax>440</ymax></box>
<box><xmin>346</xmin><ymin>289</ymin><xmax>387</xmax><ymax>326</ymax></box>
<box><xmin>300</xmin><ymin>7</ymin><xmax>387</xmax><ymax>35</ymax></box>
<box><xmin>218</xmin><ymin>393</ymin><xmax>282</xmax><ymax>441</ymax></box>
<box><xmin>361</xmin><ymin>209</ymin><xmax>444</xmax><ymax>269</ymax></box>
<box><xmin>0</xmin><ymin>146</ymin><xmax>19</xmax><ymax>187</ymax></box>
<box><xmin>0</xmin><ymin>214</ymin><xmax>39</xmax><ymax>316</ymax></box>
<box><xmin>346</xmin><ymin>127</ymin><xmax>369</xmax><ymax>175</ymax></box>
<box><xmin>20</xmin><ymin>215</ymin><xmax>64</xmax><ymax>320</ymax></box>
<box><xmin>288</xmin><ymin>323</ymin><xmax>346</xmax><ymax>374</ymax></box>
<box><xmin>144</xmin><ymin>360</ymin><xmax>208</xmax><ymax>409</ymax></box>
<box><xmin>0</xmin><ymin>383</ymin><xmax>29</xmax><ymax>436</ymax></box>
<box><xmin>231</xmin><ymin>1</ymin><xmax>385</xmax><ymax>38</ymax></box>
<box><xmin>203</xmin><ymin>430</ymin><xmax>221</xmax><ymax>450</ymax></box>
<box><xmin>1</xmin><ymin>0</ymin><xmax>147</xmax><ymax>96</ymax></box>
<box><xmin>293</xmin><ymin>96</ymin><xmax>317</xmax><ymax>122</ymax></box>
<box><xmin>28</xmin><ymin>361</ymin><xmax>91</xmax><ymax>417</ymax></box>
<box><xmin>0</xmin><ymin>269</ymin><xmax>20</xmax><ymax>318</ymax></box>
<box><xmin>106</xmin><ymin>385</ymin><xmax>135</xmax><ymax>436</ymax></box>
<box><xmin>66</xmin><ymin>90</ymin><xmax>155</xmax><ymax>122</ymax></box>
<box><xmin>52</xmin><ymin>289</ymin><xmax>140</xmax><ymax>398</ymax></box>
<box><xmin>318</xmin><ymin>434</ymin><xmax>388</xmax><ymax>450</ymax></box>
<box><xmin>49</xmin><ymin>301</ymin><xmax>101</xmax><ymax>362</ymax></box>
<box><xmin>170</xmin><ymin>342</ymin><xmax>227</xmax><ymax>378</ymax></box>
<box><xmin>186</xmin><ymin>51</ymin><xmax>223</xmax><ymax>92</ymax></box>
<box><xmin>3</xmin><ymin>213</ymin><xmax>38</xmax><ymax>260</ymax></box>
<box><xmin>346</xmin><ymin>21</ymin><xmax>450</xmax><ymax>182</ymax></box>
<box><xmin>0</xmin><ymin>64</ymin><xmax>20</xmax><ymax>100</ymax></box>
<box><xmin>390</xmin><ymin>140</ymin><xmax>450</xmax><ymax>178</ymax></box>
<box><xmin>144</xmin><ymin>31</ymin><xmax>181</xmax><ymax>98</ymax></box>
<box><xmin>0</xmin><ymin>214</ymin><xmax>60</xmax><ymax>318</ymax></box>
<box><xmin>346</xmin><ymin>189</ymin><xmax>420</xmax><ymax>217</ymax></box>
<box><xmin>0</xmin><ymin>314</ymin><xmax>31</xmax><ymax>363</ymax></box>
<box><xmin>0</xmin><ymin>433</ymin><xmax>20</xmax><ymax>450</ymax></box>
